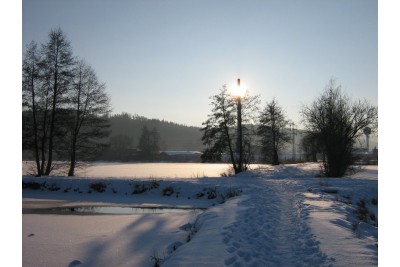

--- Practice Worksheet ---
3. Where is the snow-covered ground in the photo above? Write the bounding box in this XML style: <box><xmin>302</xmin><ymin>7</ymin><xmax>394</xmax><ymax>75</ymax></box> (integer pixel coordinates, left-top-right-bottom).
<box><xmin>22</xmin><ymin>162</ymin><xmax>235</xmax><ymax>179</ymax></box>
<box><xmin>22</xmin><ymin>163</ymin><xmax>378</xmax><ymax>266</ymax></box>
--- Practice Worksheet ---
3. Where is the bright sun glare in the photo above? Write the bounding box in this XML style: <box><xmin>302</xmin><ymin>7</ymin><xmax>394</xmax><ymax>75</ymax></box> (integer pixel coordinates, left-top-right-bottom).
<box><xmin>230</xmin><ymin>79</ymin><xmax>247</xmax><ymax>98</ymax></box>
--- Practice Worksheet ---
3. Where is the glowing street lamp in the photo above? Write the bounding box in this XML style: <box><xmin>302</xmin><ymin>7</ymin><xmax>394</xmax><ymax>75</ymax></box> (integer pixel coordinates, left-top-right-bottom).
<box><xmin>232</xmin><ymin>78</ymin><xmax>244</xmax><ymax>173</ymax></box>
<box><xmin>231</xmin><ymin>78</ymin><xmax>246</xmax><ymax>98</ymax></box>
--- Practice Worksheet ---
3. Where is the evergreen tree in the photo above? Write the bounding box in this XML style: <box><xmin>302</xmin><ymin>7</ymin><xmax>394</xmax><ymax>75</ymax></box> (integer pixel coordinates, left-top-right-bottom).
<box><xmin>258</xmin><ymin>98</ymin><xmax>290</xmax><ymax>165</ymax></box>
<box><xmin>201</xmin><ymin>85</ymin><xmax>259</xmax><ymax>173</ymax></box>
<box><xmin>201</xmin><ymin>85</ymin><xmax>237</xmax><ymax>169</ymax></box>
<box><xmin>138</xmin><ymin>126</ymin><xmax>160</xmax><ymax>161</ymax></box>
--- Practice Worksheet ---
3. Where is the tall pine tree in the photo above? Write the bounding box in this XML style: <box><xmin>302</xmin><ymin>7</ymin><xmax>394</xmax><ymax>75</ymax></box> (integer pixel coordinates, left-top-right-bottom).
<box><xmin>258</xmin><ymin>98</ymin><xmax>290</xmax><ymax>165</ymax></box>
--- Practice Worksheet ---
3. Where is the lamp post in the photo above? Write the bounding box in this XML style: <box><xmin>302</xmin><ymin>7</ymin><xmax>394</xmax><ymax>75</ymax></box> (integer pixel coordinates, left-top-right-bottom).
<box><xmin>290</xmin><ymin>122</ymin><xmax>296</xmax><ymax>161</ymax></box>
<box><xmin>236</xmin><ymin>78</ymin><xmax>243</xmax><ymax>173</ymax></box>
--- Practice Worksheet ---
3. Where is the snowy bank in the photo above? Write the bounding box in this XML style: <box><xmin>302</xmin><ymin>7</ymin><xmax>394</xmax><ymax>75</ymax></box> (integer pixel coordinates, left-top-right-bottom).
<box><xmin>23</xmin><ymin>163</ymin><xmax>378</xmax><ymax>266</ymax></box>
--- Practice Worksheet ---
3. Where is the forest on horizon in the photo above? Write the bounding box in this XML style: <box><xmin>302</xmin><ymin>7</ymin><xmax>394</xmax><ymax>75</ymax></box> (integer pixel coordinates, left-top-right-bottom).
<box><xmin>107</xmin><ymin>112</ymin><xmax>204</xmax><ymax>151</ymax></box>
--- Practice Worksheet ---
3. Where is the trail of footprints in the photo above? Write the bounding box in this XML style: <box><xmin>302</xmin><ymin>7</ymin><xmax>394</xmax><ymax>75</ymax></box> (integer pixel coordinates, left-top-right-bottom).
<box><xmin>221</xmin><ymin>180</ymin><xmax>332</xmax><ymax>267</ymax></box>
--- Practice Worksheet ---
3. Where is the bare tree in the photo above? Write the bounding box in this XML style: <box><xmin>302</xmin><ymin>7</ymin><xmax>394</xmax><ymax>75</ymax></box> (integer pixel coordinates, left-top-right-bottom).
<box><xmin>67</xmin><ymin>60</ymin><xmax>111</xmax><ymax>176</ymax></box>
<box><xmin>23</xmin><ymin>28</ymin><xmax>111</xmax><ymax>176</ymax></box>
<box><xmin>22</xmin><ymin>41</ymin><xmax>42</xmax><ymax>175</ymax></box>
<box><xmin>257</xmin><ymin>98</ymin><xmax>290</xmax><ymax>165</ymax></box>
<box><xmin>301</xmin><ymin>79</ymin><xmax>377</xmax><ymax>177</ymax></box>
<box><xmin>240</xmin><ymin>92</ymin><xmax>261</xmax><ymax>169</ymax></box>
<box><xmin>39</xmin><ymin>28</ymin><xmax>75</xmax><ymax>175</ymax></box>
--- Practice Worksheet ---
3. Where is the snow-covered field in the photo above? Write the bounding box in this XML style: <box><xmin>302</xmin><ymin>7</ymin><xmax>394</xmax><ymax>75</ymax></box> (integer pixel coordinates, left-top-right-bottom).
<box><xmin>22</xmin><ymin>162</ymin><xmax>236</xmax><ymax>179</ymax></box>
<box><xmin>22</xmin><ymin>163</ymin><xmax>378</xmax><ymax>266</ymax></box>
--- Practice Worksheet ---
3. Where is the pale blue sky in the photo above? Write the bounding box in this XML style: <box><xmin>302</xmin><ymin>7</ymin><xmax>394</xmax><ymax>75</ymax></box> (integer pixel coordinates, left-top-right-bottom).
<box><xmin>22</xmin><ymin>0</ymin><xmax>377</xmax><ymax>127</ymax></box>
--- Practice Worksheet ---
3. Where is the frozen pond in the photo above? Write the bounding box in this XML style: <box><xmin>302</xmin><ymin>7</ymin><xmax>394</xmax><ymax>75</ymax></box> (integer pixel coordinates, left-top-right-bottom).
<box><xmin>78</xmin><ymin>162</ymin><xmax>232</xmax><ymax>178</ymax></box>
<box><xmin>22</xmin><ymin>162</ymin><xmax>243</xmax><ymax>178</ymax></box>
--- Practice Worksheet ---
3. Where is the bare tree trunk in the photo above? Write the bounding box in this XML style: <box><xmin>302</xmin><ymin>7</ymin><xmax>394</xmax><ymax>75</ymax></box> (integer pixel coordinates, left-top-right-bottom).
<box><xmin>236</xmin><ymin>97</ymin><xmax>243</xmax><ymax>173</ymax></box>
<box><xmin>272</xmin><ymin>149</ymin><xmax>279</xmax><ymax>165</ymax></box>
<box><xmin>29</xmin><ymin>60</ymin><xmax>41</xmax><ymax>176</ymax></box>
<box><xmin>222</xmin><ymin>98</ymin><xmax>237</xmax><ymax>173</ymax></box>
<box><xmin>45</xmin><ymin>72</ymin><xmax>58</xmax><ymax>175</ymax></box>
<box><xmin>68</xmin><ymin>136</ymin><xmax>76</xmax><ymax>176</ymax></box>
<box><xmin>40</xmin><ymin>91</ymin><xmax>50</xmax><ymax>175</ymax></box>
<box><xmin>224</xmin><ymin>124</ymin><xmax>238</xmax><ymax>174</ymax></box>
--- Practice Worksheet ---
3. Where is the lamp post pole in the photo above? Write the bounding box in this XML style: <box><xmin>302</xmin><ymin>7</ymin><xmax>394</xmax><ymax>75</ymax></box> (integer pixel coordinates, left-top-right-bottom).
<box><xmin>290</xmin><ymin>123</ymin><xmax>296</xmax><ymax>161</ymax></box>
<box><xmin>237</xmin><ymin>78</ymin><xmax>243</xmax><ymax>173</ymax></box>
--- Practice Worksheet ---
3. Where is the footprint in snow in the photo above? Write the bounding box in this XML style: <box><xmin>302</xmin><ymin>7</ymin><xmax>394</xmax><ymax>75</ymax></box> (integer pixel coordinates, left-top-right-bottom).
<box><xmin>226</xmin><ymin>246</ymin><xmax>237</xmax><ymax>253</ymax></box>
<box><xmin>224</xmin><ymin>255</ymin><xmax>237</xmax><ymax>266</ymax></box>
<box><xmin>68</xmin><ymin>260</ymin><xmax>82</xmax><ymax>267</ymax></box>
<box><xmin>237</xmin><ymin>250</ymin><xmax>252</xmax><ymax>262</ymax></box>
<box><xmin>222</xmin><ymin>236</ymin><xmax>230</xmax><ymax>244</ymax></box>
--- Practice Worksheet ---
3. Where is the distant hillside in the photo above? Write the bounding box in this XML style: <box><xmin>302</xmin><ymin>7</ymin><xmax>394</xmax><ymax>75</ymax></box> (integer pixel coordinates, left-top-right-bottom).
<box><xmin>108</xmin><ymin>113</ymin><xmax>204</xmax><ymax>151</ymax></box>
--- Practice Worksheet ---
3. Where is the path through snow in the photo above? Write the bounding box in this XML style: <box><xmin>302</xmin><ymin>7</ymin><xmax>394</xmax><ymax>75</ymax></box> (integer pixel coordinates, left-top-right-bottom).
<box><xmin>220</xmin><ymin>171</ymin><xmax>332</xmax><ymax>267</ymax></box>
<box><xmin>163</xmin><ymin>166</ymin><xmax>335</xmax><ymax>267</ymax></box>
<box><xmin>164</xmin><ymin>165</ymin><xmax>377</xmax><ymax>266</ymax></box>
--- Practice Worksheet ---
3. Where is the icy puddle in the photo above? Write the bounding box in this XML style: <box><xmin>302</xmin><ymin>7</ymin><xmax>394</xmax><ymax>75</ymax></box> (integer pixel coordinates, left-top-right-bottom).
<box><xmin>23</xmin><ymin>206</ymin><xmax>204</xmax><ymax>215</ymax></box>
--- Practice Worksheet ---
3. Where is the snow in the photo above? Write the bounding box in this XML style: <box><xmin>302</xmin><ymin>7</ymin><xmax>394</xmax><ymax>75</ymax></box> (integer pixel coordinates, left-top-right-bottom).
<box><xmin>22</xmin><ymin>163</ymin><xmax>378</xmax><ymax>266</ymax></box>
<box><xmin>22</xmin><ymin>162</ymin><xmax>233</xmax><ymax>179</ymax></box>
<box><xmin>23</xmin><ymin>213</ymin><xmax>198</xmax><ymax>267</ymax></box>
<box><xmin>162</xmin><ymin>151</ymin><xmax>203</xmax><ymax>156</ymax></box>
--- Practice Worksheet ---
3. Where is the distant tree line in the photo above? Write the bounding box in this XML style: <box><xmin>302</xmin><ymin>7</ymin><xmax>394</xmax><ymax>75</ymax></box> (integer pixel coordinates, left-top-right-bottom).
<box><xmin>22</xmin><ymin>28</ymin><xmax>111</xmax><ymax>176</ymax></box>
<box><xmin>201</xmin><ymin>79</ymin><xmax>377</xmax><ymax>177</ymax></box>
<box><xmin>96</xmin><ymin>113</ymin><xmax>204</xmax><ymax>162</ymax></box>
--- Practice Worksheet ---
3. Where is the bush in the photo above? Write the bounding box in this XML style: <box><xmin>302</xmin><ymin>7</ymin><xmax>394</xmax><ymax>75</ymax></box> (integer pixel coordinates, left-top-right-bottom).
<box><xmin>132</xmin><ymin>180</ymin><xmax>160</xmax><ymax>194</ymax></box>
<box><xmin>89</xmin><ymin>182</ymin><xmax>107</xmax><ymax>193</ymax></box>
<box><xmin>63</xmin><ymin>186</ymin><xmax>72</xmax><ymax>193</ymax></box>
<box><xmin>225</xmin><ymin>187</ymin><xmax>242</xmax><ymax>198</ymax></box>
<box><xmin>220</xmin><ymin>187</ymin><xmax>242</xmax><ymax>203</ymax></box>
<box><xmin>22</xmin><ymin>181</ymin><xmax>42</xmax><ymax>190</ymax></box>
<box><xmin>196</xmin><ymin>192</ymin><xmax>205</xmax><ymax>198</ymax></box>
<box><xmin>150</xmin><ymin>249</ymin><xmax>164</xmax><ymax>267</ymax></box>
<box><xmin>220</xmin><ymin>167</ymin><xmax>235</xmax><ymax>177</ymax></box>
<box><xmin>355</xmin><ymin>199</ymin><xmax>369</xmax><ymax>222</ymax></box>
<box><xmin>132</xmin><ymin>183</ymin><xmax>149</xmax><ymax>194</ymax></box>
<box><xmin>48</xmin><ymin>183</ymin><xmax>61</xmax><ymax>191</ymax></box>
<box><xmin>207</xmin><ymin>187</ymin><xmax>218</xmax><ymax>199</ymax></box>
<box><xmin>149</xmin><ymin>180</ymin><xmax>160</xmax><ymax>189</ymax></box>
<box><xmin>162</xmin><ymin>186</ymin><xmax>174</xmax><ymax>196</ymax></box>
<box><xmin>301</xmin><ymin>80</ymin><xmax>377</xmax><ymax>177</ymax></box>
